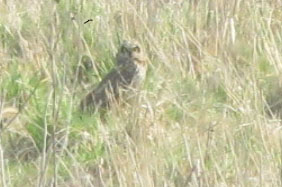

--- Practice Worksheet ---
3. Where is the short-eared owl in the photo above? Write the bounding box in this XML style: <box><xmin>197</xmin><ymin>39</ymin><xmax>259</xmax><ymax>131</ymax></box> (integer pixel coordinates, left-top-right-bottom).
<box><xmin>80</xmin><ymin>40</ymin><xmax>147</xmax><ymax>112</ymax></box>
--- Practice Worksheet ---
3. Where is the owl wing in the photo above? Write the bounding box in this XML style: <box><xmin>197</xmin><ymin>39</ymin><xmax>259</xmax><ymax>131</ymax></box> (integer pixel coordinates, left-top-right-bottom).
<box><xmin>81</xmin><ymin>63</ymin><xmax>138</xmax><ymax>110</ymax></box>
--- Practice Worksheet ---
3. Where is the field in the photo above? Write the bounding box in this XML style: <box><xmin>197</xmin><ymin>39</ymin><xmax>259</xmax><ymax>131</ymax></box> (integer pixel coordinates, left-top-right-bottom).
<box><xmin>1</xmin><ymin>0</ymin><xmax>282</xmax><ymax>186</ymax></box>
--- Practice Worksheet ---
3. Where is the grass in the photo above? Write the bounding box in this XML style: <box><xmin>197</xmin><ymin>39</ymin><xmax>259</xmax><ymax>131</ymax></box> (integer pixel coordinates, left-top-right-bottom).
<box><xmin>0</xmin><ymin>0</ymin><xmax>282</xmax><ymax>186</ymax></box>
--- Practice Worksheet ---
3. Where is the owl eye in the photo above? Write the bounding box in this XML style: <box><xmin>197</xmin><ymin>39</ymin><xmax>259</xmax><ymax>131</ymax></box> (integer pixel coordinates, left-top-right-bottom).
<box><xmin>121</xmin><ymin>46</ymin><xmax>128</xmax><ymax>53</ymax></box>
<box><xmin>132</xmin><ymin>46</ymin><xmax>140</xmax><ymax>53</ymax></box>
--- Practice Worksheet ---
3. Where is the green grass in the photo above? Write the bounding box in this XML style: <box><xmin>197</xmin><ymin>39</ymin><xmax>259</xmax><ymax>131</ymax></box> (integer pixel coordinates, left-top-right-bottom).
<box><xmin>0</xmin><ymin>0</ymin><xmax>282</xmax><ymax>186</ymax></box>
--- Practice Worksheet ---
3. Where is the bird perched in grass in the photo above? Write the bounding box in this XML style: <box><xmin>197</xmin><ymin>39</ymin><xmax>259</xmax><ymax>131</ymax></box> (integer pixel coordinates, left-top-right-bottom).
<box><xmin>80</xmin><ymin>40</ymin><xmax>147</xmax><ymax>112</ymax></box>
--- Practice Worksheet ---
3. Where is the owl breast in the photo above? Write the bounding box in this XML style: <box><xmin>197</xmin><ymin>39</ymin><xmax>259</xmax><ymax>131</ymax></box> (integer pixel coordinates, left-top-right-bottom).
<box><xmin>130</xmin><ymin>63</ymin><xmax>147</xmax><ymax>89</ymax></box>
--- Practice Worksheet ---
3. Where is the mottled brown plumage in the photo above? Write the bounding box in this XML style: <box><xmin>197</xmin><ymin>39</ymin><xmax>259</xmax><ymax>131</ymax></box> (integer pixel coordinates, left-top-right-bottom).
<box><xmin>80</xmin><ymin>40</ymin><xmax>147</xmax><ymax>112</ymax></box>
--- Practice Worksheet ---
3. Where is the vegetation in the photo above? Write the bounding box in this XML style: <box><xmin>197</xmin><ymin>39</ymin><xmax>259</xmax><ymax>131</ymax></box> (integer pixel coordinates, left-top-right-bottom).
<box><xmin>0</xmin><ymin>0</ymin><xmax>282</xmax><ymax>186</ymax></box>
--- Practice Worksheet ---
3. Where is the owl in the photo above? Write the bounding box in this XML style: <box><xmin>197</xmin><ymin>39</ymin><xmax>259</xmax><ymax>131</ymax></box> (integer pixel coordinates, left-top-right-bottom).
<box><xmin>80</xmin><ymin>40</ymin><xmax>147</xmax><ymax>112</ymax></box>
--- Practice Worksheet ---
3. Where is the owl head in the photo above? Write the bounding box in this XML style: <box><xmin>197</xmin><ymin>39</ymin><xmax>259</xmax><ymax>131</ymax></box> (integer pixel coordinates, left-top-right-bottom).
<box><xmin>116</xmin><ymin>40</ymin><xmax>146</xmax><ymax>66</ymax></box>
